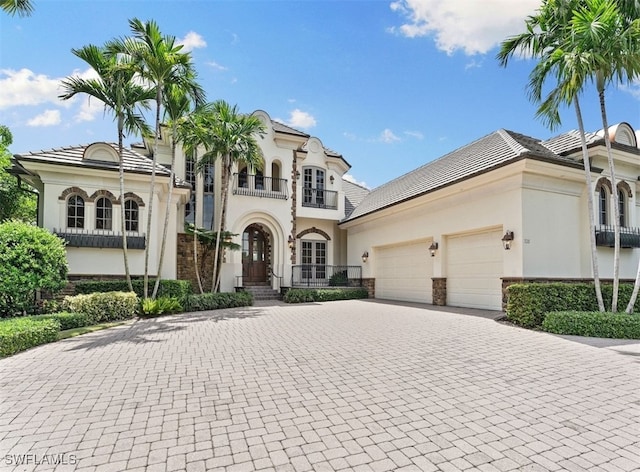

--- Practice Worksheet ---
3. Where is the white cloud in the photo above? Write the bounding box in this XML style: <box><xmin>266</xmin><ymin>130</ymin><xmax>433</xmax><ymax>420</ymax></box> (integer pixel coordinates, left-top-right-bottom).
<box><xmin>282</xmin><ymin>109</ymin><xmax>317</xmax><ymax>129</ymax></box>
<box><xmin>380</xmin><ymin>128</ymin><xmax>400</xmax><ymax>143</ymax></box>
<box><xmin>620</xmin><ymin>82</ymin><xmax>640</xmax><ymax>101</ymax></box>
<box><xmin>404</xmin><ymin>130</ymin><xmax>424</xmax><ymax>140</ymax></box>
<box><xmin>389</xmin><ymin>0</ymin><xmax>539</xmax><ymax>55</ymax></box>
<box><xmin>342</xmin><ymin>173</ymin><xmax>370</xmax><ymax>189</ymax></box>
<box><xmin>178</xmin><ymin>31</ymin><xmax>207</xmax><ymax>52</ymax></box>
<box><xmin>74</xmin><ymin>95</ymin><xmax>106</xmax><ymax>122</ymax></box>
<box><xmin>0</xmin><ymin>68</ymin><xmax>66</xmax><ymax>109</ymax></box>
<box><xmin>206</xmin><ymin>61</ymin><xmax>228</xmax><ymax>71</ymax></box>
<box><xmin>27</xmin><ymin>109</ymin><xmax>61</xmax><ymax>127</ymax></box>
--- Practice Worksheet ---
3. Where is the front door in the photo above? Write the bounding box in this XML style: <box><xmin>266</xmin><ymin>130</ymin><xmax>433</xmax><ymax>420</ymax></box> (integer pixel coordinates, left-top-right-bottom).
<box><xmin>242</xmin><ymin>226</ymin><xmax>267</xmax><ymax>283</ymax></box>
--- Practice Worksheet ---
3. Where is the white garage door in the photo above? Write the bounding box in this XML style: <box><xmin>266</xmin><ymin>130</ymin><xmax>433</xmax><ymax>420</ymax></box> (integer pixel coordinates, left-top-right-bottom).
<box><xmin>376</xmin><ymin>241</ymin><xmax>432</xmax><ymax>303</ymax></box>
<box><xmin>447</xmin><ymin>230</ymin><xmax>503</xmax><ymax>310</ymax></box>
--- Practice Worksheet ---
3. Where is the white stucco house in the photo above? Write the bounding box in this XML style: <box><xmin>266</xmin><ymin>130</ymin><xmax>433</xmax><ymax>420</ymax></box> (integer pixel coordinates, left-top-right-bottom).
<box><xmin>10</xmin><ymin>113</ymin><xmax>640</xmax><ymax>311</ymax></box>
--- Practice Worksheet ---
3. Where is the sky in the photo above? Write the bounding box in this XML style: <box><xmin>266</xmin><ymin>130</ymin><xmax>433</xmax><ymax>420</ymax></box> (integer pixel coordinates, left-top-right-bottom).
<box><xmin>2</xmin><ymin>0</ymin><xmax>640</xmax><ymax>190</ymax></box>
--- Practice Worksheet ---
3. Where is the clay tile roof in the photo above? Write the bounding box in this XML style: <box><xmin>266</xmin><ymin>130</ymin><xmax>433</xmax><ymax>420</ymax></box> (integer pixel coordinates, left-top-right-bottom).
<box><xmin>271</xmin><ymin>120</ymin><xmax>310</xmax><ymax>138</ymax></box>
<box><xmin>542</xmin><ymin>129</ymin><xmax>601</xmax><ymax>155</ymax></box>
<box><xmin>342</xmin><ymin>179</ymin><xmax>370</xmax><ymax>219</ymax></box>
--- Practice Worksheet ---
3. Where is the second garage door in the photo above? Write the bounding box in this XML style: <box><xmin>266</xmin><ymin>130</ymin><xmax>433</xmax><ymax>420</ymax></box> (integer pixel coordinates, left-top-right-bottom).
<box><xmin>376</xmin><ymin>241</ymin><xmax>432</xmax><ymax>303</ymax></box>
<box><xmin>447</xmin><ymin>229</ymin><xmax>503</xmax><ymax>310</ymax></box>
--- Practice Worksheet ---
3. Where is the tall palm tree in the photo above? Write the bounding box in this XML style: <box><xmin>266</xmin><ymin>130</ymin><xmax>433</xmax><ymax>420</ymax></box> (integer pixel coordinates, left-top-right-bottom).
<box><xmin>196</xmin><ymin>100</ymin><xmax>266</xmax><ymax>292</ymax></box>
<box><xmin>59</xmin><ymin>43</ymin><xmax>154</xmax><ymax>292</ymax></box>
<box><xmin>498</xmin><ymin>0</ymin><xmax>606</xmax><ymax>311</ymax></box>
<box><xmin>1</xmin><ymin>0</ymin><xmax>34</xmax><ymax>16</ymax></box>
<box><xmin>109</xmin><ymin>18</ymin><xmax>205</xmax><ymax>298</ymax></box>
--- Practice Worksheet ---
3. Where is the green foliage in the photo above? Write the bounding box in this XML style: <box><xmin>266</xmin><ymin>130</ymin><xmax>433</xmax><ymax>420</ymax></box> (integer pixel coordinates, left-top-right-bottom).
<box><xmin>139</xmin><ymin>296</ymin><xmax>183</xmax><ymax>317</ymax></box>
<box><xmin>62</xmin><ymin>291</ymin><xmax>138</xmax><ymax>324</ymax></box>
<box><xmin>506</xmin><ymin>282</ymin><xmax>640</xmax><ymax>328</ymax></box>
<box><xmin>0</xmin><ymin>126</ymin><xmax>37</xmax><ymax>223</ymax></box>
<box><xmin>0</xmin><ymin>317</ymin><xmax>59</xmax><ymax>358</ymax></box>
<box><xmin>183</xmin><ymin>291</ymin><xmax>253</xmax><ymax>312</ymax></box>
<box><xmin>328</xmin><ymin>271</ymin><xmax>348</xmax><ymax>287</ymax></box>
<box><xmin>29</xmin><ymin>312</ymin><xmax>89</xmax><ymax>331</ymax></box>
<box><xmin>0</xmin><ymin>221</ymin><xmax>68</xmax><ymax>317</ymax></box>
<box><xmin>284</xmin><ymin>288</ymin><xmax>369</xmax><ymax>304</ymax></box>
<box><xmin>542</xmin><ymin>311</ymin><xmax>640</xmax><ymax>339</ymax></box>
<box><xmin>75</xmin><ymin>279</ymin><xmax>192</xmax><ymax>301</ymax></box>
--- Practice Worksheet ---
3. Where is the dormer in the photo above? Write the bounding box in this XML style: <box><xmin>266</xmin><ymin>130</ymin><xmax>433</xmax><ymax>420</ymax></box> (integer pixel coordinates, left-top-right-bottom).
<box><xmin>598</xmin><ymin>122</ymin><xmax>638</xmax><ymax>148</ymax></box>
<box><xmin>83</xmin><ymin>143</ymin><xmax>119</xmax><ymax>163</ymax></box>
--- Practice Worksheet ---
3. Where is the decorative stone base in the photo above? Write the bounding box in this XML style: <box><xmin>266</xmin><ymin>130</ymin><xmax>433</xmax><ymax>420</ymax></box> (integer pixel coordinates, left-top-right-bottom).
<box><xmin>177</xmin><ymin>233</ymin><xmax>214</xmax><ymax>292</ymax></box>
<box><xmin>361</xmin><ymin>278</ymin><xmax>375</xmax><ymax>298</ymax></box>
<box><xmin>432</xmin><ymin>278</ymin><xmax>447</xmax><ymax>306</ymax></box>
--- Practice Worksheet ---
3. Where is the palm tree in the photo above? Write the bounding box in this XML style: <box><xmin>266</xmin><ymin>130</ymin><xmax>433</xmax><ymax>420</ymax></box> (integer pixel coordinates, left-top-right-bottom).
<box><xmin>109</xmin><ymin>18</ymin><xmax>205</xmax><ymax>298</ymax></box>
<box><xmin>196</xmin><ymin>100</ymin><xmax>266</xmax><ymax>292</ymax></box>
<box><xmin>1</xmin><ymin>0</ymin><xmax>34</xmax><ymax>16</ymax></box>
<box><xmin>498</xmin><ymin>0</ymin><xmax>606</xmax><ymax>311</ymax></box>
<box><xmin>59</xmin><ymin>43</ymin><xmax>154</xmax><ymax>292</ymax></box>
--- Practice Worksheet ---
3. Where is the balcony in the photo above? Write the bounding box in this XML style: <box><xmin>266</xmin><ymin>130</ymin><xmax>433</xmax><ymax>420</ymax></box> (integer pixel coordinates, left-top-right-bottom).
<box><xmin>232</xmin><ymin>173</ymin><xmax>288</xmax><ymax>200</ymax></box>
<box><xmin>595</xmin><ymin>225</ymin><xmax>640</xmax><ymax>248</ymax></box>
<box><xmin>302</xmin><ymin>187</ymin><xmax>338</xmax><ymax>210</ymax></box>
<box><xmin>292</xmin><ymin>265</ymin><xmax>362</xmax><ymax>287</ymax></box>
<box><xmin>54</xmin><ymin>228</ymin><xmax>146</xmax><ymax>249</ymax></box>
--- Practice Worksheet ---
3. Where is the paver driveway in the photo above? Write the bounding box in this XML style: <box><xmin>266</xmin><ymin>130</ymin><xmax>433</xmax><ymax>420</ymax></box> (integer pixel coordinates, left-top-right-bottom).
<box><xmin>1</xmin><ymin>300</ymin><xmax>639</xmax><ymax>472</ymax></box>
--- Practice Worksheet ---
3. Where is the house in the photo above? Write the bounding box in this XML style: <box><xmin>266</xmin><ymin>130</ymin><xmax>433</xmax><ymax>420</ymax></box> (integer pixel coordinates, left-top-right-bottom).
<box><xmin>10</xmin><ymin>112</ymin><xmax>640</xmax><ymax>310</ymax></box>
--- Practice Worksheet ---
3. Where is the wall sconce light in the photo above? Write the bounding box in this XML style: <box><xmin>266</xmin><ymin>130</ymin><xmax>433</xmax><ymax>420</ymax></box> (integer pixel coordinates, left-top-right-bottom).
<box><xmin>429</xmin><ymin>241</ymin><xmax>439</xmax><ymax>257</ymax></box>
<box><xmin>288</xmin><ymin>235</ymin><xmax>295</xmax><ymax>249</ymax></box>
<box><xmin>502</xmin><ymin>230</ymin><xmax>514</xmax><ymax>250</ymax></box>
<box><xmin>362</xmin><ymin>251</ymin><xmax>369</xmax><ymax>263</ymax></box>
<box><xmin>329</xmin><ymin>175</ymin><xmax>335</xmax><ymax>185</ymax></box>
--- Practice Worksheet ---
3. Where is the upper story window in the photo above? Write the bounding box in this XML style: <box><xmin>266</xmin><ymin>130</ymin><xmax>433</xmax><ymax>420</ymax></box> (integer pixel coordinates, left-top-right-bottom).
<box><xmin>303</xmin><ymin>167</ymin><xmax>325</xmax><ymax>207</ymax></box>
<box><xmin>203</xmin><ymin>162</ymin><xmax>214</xmax><ymax>230</ymax></box>
<box><xmin>185</xmin><ymin>155</ymin><xmax>196</xmax><ymax>224</ymax></box>
<box><xmin>599</xmin><ymin>187</ymin><xmax>609</xmax><ymax>226</ymax></box>
<box><xmin>67</xmin><ymin>195</ymin><xmax>85</xmax><ymax>229</ymax></box>
<box><xmin>95</xmin><ymin>197</ymin><xmax>113</xmax><ymax>230</ymax></box>
<box><xmin>125</xmin><ymin>199</ymin><xmax>139</xmax><ymax>232</ymax></box>
<box><xmin>619</xmin><ymin>189</ymin><xmax>626</xmax><ymax>227</ymax></box>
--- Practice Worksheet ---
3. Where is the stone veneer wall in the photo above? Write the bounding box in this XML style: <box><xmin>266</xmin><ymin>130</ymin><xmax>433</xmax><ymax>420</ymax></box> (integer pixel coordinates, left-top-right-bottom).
<box><xmin>177</xmin><ymin>233</ymin><xmax>214</xmax><ymax>292</ymax></box>
<box><xmin>432</xmin><ymin>278</ymin><xmax>447</xmax><ymax>306</ymax></box>
<box><xmin>361</xmin><ymin>278</ymin><xmax>375</xmax><ymax>299</ymax></box>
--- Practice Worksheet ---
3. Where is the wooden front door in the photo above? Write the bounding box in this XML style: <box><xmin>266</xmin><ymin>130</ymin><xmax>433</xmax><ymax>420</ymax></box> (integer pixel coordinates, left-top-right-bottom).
<box><xmin>242</xmin><ymin>226</ymin><xmax>267</xmax><ymax>283</ymax></box>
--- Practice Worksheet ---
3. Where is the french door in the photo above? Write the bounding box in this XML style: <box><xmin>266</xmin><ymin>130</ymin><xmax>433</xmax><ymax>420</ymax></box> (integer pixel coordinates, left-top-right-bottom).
<box><xmin>301</xmin><ymin>240</ymin><xmax>327</xmax><ymax>281</ymax></box>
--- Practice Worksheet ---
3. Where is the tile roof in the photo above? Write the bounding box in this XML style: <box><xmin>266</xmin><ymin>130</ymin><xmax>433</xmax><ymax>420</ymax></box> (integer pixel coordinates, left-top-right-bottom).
<box><xmin>342</xmin><ymin>179</ymin><xmax>370</xmax><ymax>218</ymax></box>
<box><xmin>272</xmin><ymin>121</ymin><xmax>310</xmax><ymax>138</ymax></box>
<box><xmin>542</xmin><ymin>129</ymin><xmax>601</xmax><ymax>155</ymax></box>
<box><xmin>344</xmin><ymin>129</ymin><xmax>583</xmax><ymax>223</ymax></box>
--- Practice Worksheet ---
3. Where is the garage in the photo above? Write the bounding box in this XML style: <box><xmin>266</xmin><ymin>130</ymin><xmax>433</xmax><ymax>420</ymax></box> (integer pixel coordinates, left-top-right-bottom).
<box><xmin>375</xmin><ymin>240</ymin><xmax>432</xmax><ymax>303</ymax></box>
<box><xmin>446</xmin><ymin>229</ymin><xmax>503</xmax><ymax>310</ymax></box>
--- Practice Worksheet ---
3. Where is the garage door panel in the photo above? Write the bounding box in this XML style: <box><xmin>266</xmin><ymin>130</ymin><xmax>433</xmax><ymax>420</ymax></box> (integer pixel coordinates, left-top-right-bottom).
<box><xmin>376</xmin><ymin>241</ymin><xmax>432</xmax><ymax>303</ymax></box>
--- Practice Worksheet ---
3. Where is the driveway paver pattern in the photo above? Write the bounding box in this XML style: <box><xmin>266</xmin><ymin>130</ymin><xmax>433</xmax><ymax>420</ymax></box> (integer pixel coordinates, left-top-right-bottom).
<box><xmin>1</xmin><ymin>300</ymin><xmax>639</xmax><ymax>472</ymax></box>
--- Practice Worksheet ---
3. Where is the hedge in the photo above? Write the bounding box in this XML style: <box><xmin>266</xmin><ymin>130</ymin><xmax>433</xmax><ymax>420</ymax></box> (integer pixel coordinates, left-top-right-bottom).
<box><xmin>0</xmin><ymin>317</ymin><xmax>60</xmax><ymax>357</ymax></box>
<box><xmin>74</xmin><ymin>279</ymin><xmax>192</xmax><ymax>301</ymax></box>
<box><xmin>62</xmin><ymin>291</ymin><xmax>138</xmax><ymax>324</ymax></box>
<box><xmin>183</xmin><ymin>291</ymin><xmax>253</xmax><ymax>312</ymax></box>
<box><xmin>542</xmin><ymin>311</ymin><xmax>640</xmax><ymax>339</ymax></box>
<box><xmin>29</xmin><ymin>312</ymin><xmax>89</xmax><ymax>331</ymax></box>
<box><xmin>284</xmin><ymin>288</ymin><xmax>369</xmax><ymax>303</ymax></box>
<box><xmin>506</xmin><ymin>283</ymin><xmax>640</xmax><ymax>328</ymax></box>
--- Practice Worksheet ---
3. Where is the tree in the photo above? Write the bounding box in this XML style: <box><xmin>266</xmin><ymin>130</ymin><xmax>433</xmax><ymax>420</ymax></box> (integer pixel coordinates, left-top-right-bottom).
<box><xmin>0</xmin><ymin>220</ymin><xmax>68</xmax><ymax>316</ymax></box>
<box><xmin>1</xmin><ymin>0</ymin><xmax>34</xmax><ymax>16</ymax></box>
<box><xmin>196</xmin><ymin>100</ymin><xmax>266</xmax><ymax>292</ymax></box>
<box><xmin>0</xmin><ymin>126</ymin><xmax>36</xmax><ymax>223</ymax></box>
<box><xmin>109</xmin><ymin>18</ymin><xmax>205</xmax><ymax>299</ymax></box>
<box><xmin>59</xmin><ymin>43</ymin><xmax>155</xmax><ymax>292</ymax></box>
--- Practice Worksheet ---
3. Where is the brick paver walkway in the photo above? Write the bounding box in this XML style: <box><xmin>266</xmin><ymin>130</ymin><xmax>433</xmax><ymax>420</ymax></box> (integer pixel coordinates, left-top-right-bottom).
<box><xmin>1</xmin><ymin>300</ymin><xmax>639</xmax><ymax>472</ymax></box>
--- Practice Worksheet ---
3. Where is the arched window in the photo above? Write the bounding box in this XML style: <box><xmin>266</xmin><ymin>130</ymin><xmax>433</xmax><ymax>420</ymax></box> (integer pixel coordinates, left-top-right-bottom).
<box><xmin>125</xmin><ymin>199</ymin><xmax>139</xmax><ymax>232</ymax></box>
<box><xmin>599</xmin><ymin>187</ymin><xmax>609</xmax><ymax>226</ymax></box>
<box><xmin>619</xmin><ymin>189</ymin><xmax>626</xmax><ymax>227</ymax></box>
<box><xmin>67</xmin><ymin>195</ymin><xmax>85</xmax><ymax>229</ymax></box>
<box><xmin>95</xmin><ymin>197</ymin><xmax>113</xmax><ymax>230</ymax></box>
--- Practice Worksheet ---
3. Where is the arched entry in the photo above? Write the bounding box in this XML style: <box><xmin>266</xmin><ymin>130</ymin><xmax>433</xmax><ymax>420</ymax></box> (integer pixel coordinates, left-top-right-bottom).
<box><xmin>242</xmin><ymin>224</ymin><xmax>269</xmax><ymax>283</ymax></box>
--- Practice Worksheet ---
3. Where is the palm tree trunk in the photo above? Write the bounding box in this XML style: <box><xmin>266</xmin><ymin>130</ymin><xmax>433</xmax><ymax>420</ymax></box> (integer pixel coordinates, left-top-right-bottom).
<box><xmin>191</xmin><ymin>151</ymin><xmax>204</xmax><ymax>294</ymax></box>
<box><xmin>210</xmin><ymin>156</ymin><xmax>228</xmax><ymax>292</ymax></box>
<box><xmin>574</xmin><ymin>99</ymin><xmax>604</xmax><ymax>311</ymax></box>
<box><xmin>598</xmin><ymin>86</ymin><xmax>620</xmax><ymax>311</ymax></box>
<box><xmin>117</xmin><ymin>118</ymin><xmax>133</xmax><ymax>293</ymax></box>
<box><xmin>214</xmin><ymin>161</ymin><xmax>232</xmax><ymax>292</ymax></box>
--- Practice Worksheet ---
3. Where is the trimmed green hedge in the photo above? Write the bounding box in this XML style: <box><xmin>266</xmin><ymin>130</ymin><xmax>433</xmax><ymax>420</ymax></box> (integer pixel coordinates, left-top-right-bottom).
<box><xmin>30</xmin><ymin>312</ymin><xmax>89</xmax><ymax>330</ymax></box>
<box><xmin>506</xmin><ymin>283</ymin><xmax>640</xmax><ymax>328</ymax></box>
<box><xmin>542</xmin><ymin>311</ymin><xmax>640</xmax><ymax>339</ymax></box>
<box><xmin>62</xmin><ymin>291</ymin><xmax>138</xmax><ymax>324</ymax></box>
<box><xmin>184</xmin><ymin>291</ymin><xmax>253</xmax><ymax>312</ymax></box>
<box><xmin>75</xmin><ymin>279</ymin><xmax>192</xmax><ymax>301</ymax></box>
<box><xmin>0</xmin><ymin>317</ymin><xmax>60</xmax><ymax>357</ymax></box>
<box><xmin>284</xmin><ymin>288</ymin><xmax>369</xmax><ymax>303</ymax></box>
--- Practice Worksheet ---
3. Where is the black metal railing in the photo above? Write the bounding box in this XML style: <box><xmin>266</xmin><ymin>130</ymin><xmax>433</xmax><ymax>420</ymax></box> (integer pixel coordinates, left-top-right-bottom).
<box><xmin>232</xmin><ymin>173</ymin><xmax>288</xmax><ymax>200</ymax></box>
<box><xmin>292</xmin><ymin>265</ymin><xmax>362</xmax><ymax>287</ymax></box>
<box><xmin>53</xmin><ymin>228</ymin><xmax>146</xmax><ymax>249</ymax></box>
<box><xmin>595</xmin><ymin>225</ymin><xmax>640</xmax><ymax>248</ymax></box>
<box><xmin>302</xmin><ymin>187</ymin><xmax>338</xmax><ymax>210</ymax></box>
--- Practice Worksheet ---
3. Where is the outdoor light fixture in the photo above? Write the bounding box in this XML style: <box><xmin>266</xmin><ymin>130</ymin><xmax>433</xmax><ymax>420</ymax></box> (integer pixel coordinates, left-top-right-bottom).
<box><xmin>362</xmin><ymin>251</ymin><xmax>369</xmax><ymax>263</ymax></box>
<box><xmin>429</xmin><ymin>241</ymin><xmax>439</xmax><ymax>257</ymax></box>
<box><xmin>502</xmin><ymin>230</ymin><xmax>514</xmax><ymax>250</ymax></box>
<box><xmin>288</xmin><ymin>235</ymin><xmax>295</xmax><ymax>249</ymax></box>
<box><xmin>329</xmin><ymin>175</ymin><xmax>335</xmax><ymax>185</ymax></box>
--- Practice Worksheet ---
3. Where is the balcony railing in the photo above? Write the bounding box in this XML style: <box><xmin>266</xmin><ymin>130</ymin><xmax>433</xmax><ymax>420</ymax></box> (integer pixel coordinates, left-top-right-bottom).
<box><xmin>292</xmin><ymin>265</ymin><xmax>362</xmax><ymax>287</ymax></box>
<box><xmin>54</xmin><ymin>228</ymin><xmax>146</xmax><ymax>249</ymax></box>
<box><xmin>595</xmin><ymin>225</ymin><xmax>640</xmax><ymax>248</ymax></box>
<box><xmin>302</xmin><ymin>187</ymin><xmax>338</xmax><ymax>210</ymax></box>
<box><xmin>232</xmin><ymin>173</ymin><xmax>288</xmax><ymax>200</ymax></box>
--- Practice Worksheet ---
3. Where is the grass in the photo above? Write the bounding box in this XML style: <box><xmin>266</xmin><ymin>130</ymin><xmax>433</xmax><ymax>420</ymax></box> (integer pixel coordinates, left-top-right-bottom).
<box><xmin>57</xmin><ymin>320</ymin><xmax>133</xmax><ymax>340</ymax></box>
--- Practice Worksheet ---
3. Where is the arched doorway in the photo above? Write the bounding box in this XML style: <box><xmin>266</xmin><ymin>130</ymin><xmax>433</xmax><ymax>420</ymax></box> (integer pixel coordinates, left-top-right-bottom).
<box><xmin>242</xmin><ymin>224</ymin><xmax>268</xmax><ymax>283</ymax></box>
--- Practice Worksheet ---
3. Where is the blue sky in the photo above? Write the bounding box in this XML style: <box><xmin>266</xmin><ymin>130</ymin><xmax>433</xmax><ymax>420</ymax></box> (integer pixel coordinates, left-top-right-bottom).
<box><xmin>2</xmin><ymin>0</ymin><xmax>640</xmax><ymax>189</ymax></box>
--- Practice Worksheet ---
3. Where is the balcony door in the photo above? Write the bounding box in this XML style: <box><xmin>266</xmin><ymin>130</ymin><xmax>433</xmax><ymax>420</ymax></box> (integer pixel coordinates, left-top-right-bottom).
<box><xmin>242</xmin><ymin>225</ymin><xmax>268</xmax><ymax>283</ymax></box>
<box><xmin>303</xmin><ymin>167</ymin><xmax>325</xmax><ymax>207</ymax></box>
<box><xmin>301</xmin><ymin>240</ymin><xmax>327</xmax><ymax>281</ymax></box>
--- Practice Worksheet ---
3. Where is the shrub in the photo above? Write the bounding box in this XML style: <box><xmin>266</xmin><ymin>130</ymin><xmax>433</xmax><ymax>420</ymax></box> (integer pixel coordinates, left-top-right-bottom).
<box><xmin>139</xmin><ymin>297</ymin><xmax>183</xmax><ymax>317</ymax></box>
<box><xmin>284</xmin><ymin>288</ymin><xmax>369</xmax><ymax>303</ymax></box>
<box><xmin>62</xmin><ymin>291</ymin><xmax>138</xmax><ymax>324</ymax></box>
<box><xmin>30</xmin><ymin>312</ymin><xmax>89</xmax><ymax>331</ymax></box>
<box><xmin>329</xmin><ymin>271</ymin><xmax>348</xmax><ymax>286</ymax></box>
<box><xmin>0</xmin><ymin>317</ymin><xmax>60</xmax><ymax>357</ymax></box>
<box><xmin>183</xmin><ymin>291</ymin><xmax>253</xmax><ymax>312</ymax></box>
<box><xmin>0</xmin><ymin>221</ymin><xmax>68</xmax><ymax>317</ymax></box>
<box><xmin>542</xmin><ymin>311</ymin><xmax>640</xmax><ymax>339</ymax></box>
<box><xmin>75</xmin><ymin>279</ymin><xmax>192</xmax><ymax>302</ymax></box>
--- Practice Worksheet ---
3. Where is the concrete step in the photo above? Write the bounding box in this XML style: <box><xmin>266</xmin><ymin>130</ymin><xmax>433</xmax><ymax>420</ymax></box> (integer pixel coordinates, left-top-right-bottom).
<box><xmin>243</xmin><ymin>285</ymin><xmax>281</xmax><ymax>300</ymax></box>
